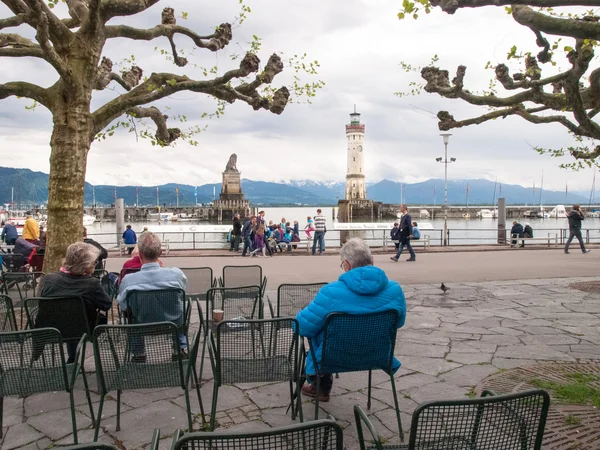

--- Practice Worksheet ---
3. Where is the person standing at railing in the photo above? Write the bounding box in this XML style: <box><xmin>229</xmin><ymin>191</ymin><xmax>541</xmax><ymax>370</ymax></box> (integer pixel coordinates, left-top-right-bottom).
<box><xmin>230</xmin><ymin>214</ymin><xmax>242</xmax><ymax>252</ymax></box>
<box><xmin>312</xmin><ymin>209</ymin><xmax>326</xmax><ymax>255</ymax></box>
<box><xmin>565</xmin><ymin>205</ymin><xmax>590</xmax><ymax>254</ymax></box>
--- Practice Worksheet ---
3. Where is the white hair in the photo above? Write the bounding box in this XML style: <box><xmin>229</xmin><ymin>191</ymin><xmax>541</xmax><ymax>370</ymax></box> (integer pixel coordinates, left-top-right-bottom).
<box><xmin>138</xmin><ymin>231</ymin><xmax>162</xmax><ymax>260</ymax></box>
<box><xmin>340</xmin><ymin>238</ymin><xmax>373</xmax><ymax>269</ymax></box>
<box><xmin>63</xmin><ymin>242</ymin><xmax>99</xmax><ymax>275</ymax></box>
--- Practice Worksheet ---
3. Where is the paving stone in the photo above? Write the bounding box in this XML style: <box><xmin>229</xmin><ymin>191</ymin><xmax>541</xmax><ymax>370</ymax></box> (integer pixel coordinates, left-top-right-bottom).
<box><xmin>333</xmin><ymin>369</ymin><xmax>391</xmax><ymax>392</ymax></box>
<box><xmin>406</xmin><ymin>380</ymin><xmax>472</xmax><ymax>403</ymax></box>
<box><xmin>108</xmin><ymin>399</ymin><xmax>188</xmax><ymax>448</ymax></box>
<box><xmin>368</xmin><ymin>387</ymin><xmax>419</xmax><ymax>412</ymax></box>
<box><xmin>392</xmin><ymin>356</ymin><xmax>461</xmax><ymax>376</ymax></box>
<box><xmin>222</xmin><ymin>420</ymin><xmax>272</xmax><ymax>432</ymax></box>
<box><xmin>24</xmin><ymin>389</ymin><xmax>99</xmax><ymax>417</ymax></box>
<box><xmin>439</xmin><ymin>365</ymin><xmax>499</xmax><ymax>388</ymax></box>
<box><xmin>1</xmin><ymin>397</ymin><xmax>23</xmax><ymax>428</ymax></box>
<box><xmin>120</xmin><ymin>387</ymin><xmax>185</xmax><ymax>408</ymax></box>
<box><xmin>569</xmin><ymin>344</ymin><xmax>600</xmax><ymax>357</ymax></box>
<box><xmin>488</xmin><ymin>326</ymin><xmax>525</xmax><ymax>336</ymax></box>
<box><xmin>397</xmin><ymin>342</ymin><xmax>448</xmax><ymax>358</ymax></box>
<box><xmin>446</xmin><ymin>352</ymin><xmax>493</xmax><ymax>365</ymax></box>
<box><xmin>451</xmin><ymin>341</ymin><xmax>497</xmax><ymax>353</ymax></box>
<box><xmin>520</xmin><ymin>334</ymin><xmax>580</xmax><ymax>345</ymax></box>
<box><xmin>317</xmin><ymin>390</ymin><xmax>389</xmax><ymax>423</ymax></box>
<box><xmin>495</xmin><ymin>344</ymin><xmax>575</xmax><ymax>361</ymax></box>
<box><xmin>491</xmin><ymin>358</ymin><xmax>537</xmax><ymax>369</ymax></box>
<box><xmin>54</xmin><ymin>428</ymin><xmax>114</xmax><ymax>446</ymax></box>
<box><xmin>246</xmin><ymin>382</ymin><xmax>294</xmax><ymax>409</ymax></box>
<box><xmin>262</xmin><ymin>406</ymin><xmax>320</xmax><ymax>428</ymax></box>
<box><xmin>26</xmin><ymin>408</ymin><xmax>92</xmax><ymax>441</ymax></box>
<box><xmin>480</xmin><ymin>334</ymin><xmax>522</xmax><ymax>345</ymax></box>
<box><xmin>375</xmin><ymin>372</ymin><xmax>439</xmax><ymax>391</ymax></box>
<box><xmin>1</xmin><ymin>423</ymin><xmax>44</xmax><ymax>450</ymax></box>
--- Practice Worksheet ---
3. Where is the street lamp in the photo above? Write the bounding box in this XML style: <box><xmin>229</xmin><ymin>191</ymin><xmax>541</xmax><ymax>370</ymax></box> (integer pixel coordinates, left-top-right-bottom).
<box><xmin>437</xmin><ymin>133</ymin><xmax>456</xmax><ymax>246</ymax></box>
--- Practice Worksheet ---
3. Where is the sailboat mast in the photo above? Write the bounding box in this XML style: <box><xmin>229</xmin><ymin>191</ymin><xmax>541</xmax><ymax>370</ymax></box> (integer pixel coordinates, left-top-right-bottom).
<box><xmin>492</xmin><ymin>178</ymin><xmax>497</xmax><ymax>205</ymax></box>
<box><xmin>590</xmin><ymin>168</ymin><xmax>596</xmax><ymax>207</ymax></box>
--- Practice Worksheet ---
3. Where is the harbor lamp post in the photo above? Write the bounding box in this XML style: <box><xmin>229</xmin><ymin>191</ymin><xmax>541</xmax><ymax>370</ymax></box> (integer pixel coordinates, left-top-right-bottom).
<box><xmin>437</xmin><ymin>133</ymin><xmax>456</xmax><ymax>246</ymax></box>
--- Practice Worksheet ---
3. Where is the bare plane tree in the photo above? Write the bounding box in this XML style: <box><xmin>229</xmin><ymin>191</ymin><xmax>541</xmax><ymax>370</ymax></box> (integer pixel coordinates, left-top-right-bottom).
<box><xmin>0</xmin><ymin>0</ymin><xmax>315</xmax><ymax>271</ymax></box>
<box><xmin>398</xmin><ymin>1</ymin><xmax>600</xmax><ymax>168</ymax></box>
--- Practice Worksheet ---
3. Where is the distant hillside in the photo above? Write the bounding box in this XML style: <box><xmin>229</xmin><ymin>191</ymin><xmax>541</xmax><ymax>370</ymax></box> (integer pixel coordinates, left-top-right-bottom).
<box><xmin>0</xmin><ymin>166</ymin><xmax>593</xmax><ymax>206</ymax></box>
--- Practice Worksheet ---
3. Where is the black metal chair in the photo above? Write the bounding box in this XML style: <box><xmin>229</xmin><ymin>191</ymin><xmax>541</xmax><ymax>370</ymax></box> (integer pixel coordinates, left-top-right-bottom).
<box><xmin>181</xmin><ymin>267</ymin><xmax>217</xmax><ymax>302</ymax></box>
<box><xmin>2</xmin><ymin>271</ymin><xmax>45</xmax><ymax>328</ymax></box>
<box><xmin>306</xmin><ymin>310</ymin><xmax>404</xmax><ymax>440</ymax></box>
<box><xmin>158</xmin><ymin>417</ymin><xmax>344</xmax><ymax>449</ymax></box>
<box><xmin>92</xmin><ymin>322</ymin><xmax>204</xmax><ymax>440</ymax></box>
<box><xmin>207</xmin><ymin>317</ymin><xmax>302</xmax><ymax>430</ymax></box>
<box><xmin>197</xmin><ymin>286</ymin><xmax>263</xmax><ymax>380</ymax></box>
<box><xmin>219</xmin><ymin>265</ymin><xmax>267</xmax><ymax>297</ymax></box>
<box><xmin>354</xmin><ymin>389</ymin><xmax>551</xmax><ymax>450</ymax></box>
<box><xmin>269</xmin><ymin>282</ymin><xmax>328</xmax><ymax>318</ymax></box>
<box><xmin>0</xmin><ymin>294</ymin><xmax>17</xmax><ymax>331</ymax></box>
<box><xmin>0</xmin><ymin>328</ymin><xmax>93</xmax><ymax>443</ymax></box>
<box><xmin>1</xmin><ymin>253</ymin><xmax>26</xmax><ymax>272</ymax></box>
<box><xmin>125</xmin><ymin>288</ymin><xmax>191</xmax><ymax>336</ymax></box>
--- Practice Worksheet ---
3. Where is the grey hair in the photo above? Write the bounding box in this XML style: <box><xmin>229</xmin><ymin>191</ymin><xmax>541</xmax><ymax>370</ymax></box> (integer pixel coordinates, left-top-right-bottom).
<box><xmin>63</xmin><ymin>242</ymin><xmax>99</xmax><ymax>275</ymax></box>
<box><xmin>340</xmin><ymin>237</ymin><xmax>373</xmax><ymax>269</ymax></box>
<box><xmin>138</xmin><ymin>231</ymin><xmax>162</xmax><ymax>260</ymax></box>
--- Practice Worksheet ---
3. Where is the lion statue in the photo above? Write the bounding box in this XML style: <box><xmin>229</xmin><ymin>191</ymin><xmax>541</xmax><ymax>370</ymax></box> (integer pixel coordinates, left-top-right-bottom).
<box><xmin>225</xmin><ymin>153</ymin><xmax>238</xmax><ymax>172</ymax></box>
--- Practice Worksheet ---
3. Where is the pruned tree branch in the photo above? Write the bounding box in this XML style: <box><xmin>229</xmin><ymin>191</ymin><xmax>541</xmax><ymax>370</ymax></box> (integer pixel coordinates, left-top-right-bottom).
<box><xmin>0</xmin><ymin>80</ymin><xmax>50</xmax><ymax>107</ymax></box>
<box><xmin>430</xmin><ymin>0</ymin><xmax>600</xmax><ymax>14</ymax></box>
<box><xmin>127</xmin><ymin>106</ymin><xmax>181</xmax><ymax>145</ymax></box>
<box><xmin>512</xmin><ymin>5</ymin><xmax>600</xmax><ymax>40</ymax></box>
<box><xmin>0</xmin><ymin>13</ymin><xmax>27</xmax><ymax>30</ymax></box>
<box><xmin>91</xmin><ymin>52</ymin><xmax>290</xmax><ymax>137</ymax></box>
<box><xmin>100</xmin><ymin>0</ymin><xmax>160</xmax><ymax>22</ymax></box>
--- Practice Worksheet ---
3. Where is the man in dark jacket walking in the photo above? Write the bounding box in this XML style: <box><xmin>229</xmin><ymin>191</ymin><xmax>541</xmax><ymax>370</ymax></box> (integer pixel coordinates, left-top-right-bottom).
<box><xmin>390</xmin><ymin>205</ymin><xmax>415</xmax><ymax>262</ymax></box>
<box><xmin>241</xmin><ymin>216</ymin><xmax>256</xmax><ymax>256</ymax></box>
<box><xmin>230</xmin><ymin>214</ymin><xmax>242</xmax><ymax>251</ymax></box>
<box><xmin>565</xmin><ymin>205</ymin><xmax>590</xmax><ymax>254</ymax></box>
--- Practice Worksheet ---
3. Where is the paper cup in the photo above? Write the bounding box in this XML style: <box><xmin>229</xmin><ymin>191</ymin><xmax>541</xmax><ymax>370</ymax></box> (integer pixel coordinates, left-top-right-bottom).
<box><xmin>213</xmin><ymin>309</ymin><xmax>224</xmax><ymax>322</ymax></box>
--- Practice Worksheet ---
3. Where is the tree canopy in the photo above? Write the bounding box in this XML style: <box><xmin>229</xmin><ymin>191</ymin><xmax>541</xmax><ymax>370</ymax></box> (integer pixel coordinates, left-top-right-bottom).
<box><xmin>0</xmin><ymin>0</ymin><xmax>322</xmax><ymax>271</ymax></box>
<box><xmin>398</xmin><ymin>0</ymin><xmax>600</xmax><ymax>169</ymax></box>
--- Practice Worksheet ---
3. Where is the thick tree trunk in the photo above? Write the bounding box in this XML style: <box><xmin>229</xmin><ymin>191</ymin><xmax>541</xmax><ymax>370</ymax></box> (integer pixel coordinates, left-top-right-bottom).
<box><xmin>44</xmin><ymin>94</ymin><xmax>92</xmax><ymax>273</ymax></box>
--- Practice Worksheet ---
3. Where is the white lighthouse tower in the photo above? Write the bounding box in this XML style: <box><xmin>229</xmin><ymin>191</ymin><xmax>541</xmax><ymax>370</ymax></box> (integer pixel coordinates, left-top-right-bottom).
<box><xmin>345</xmin><ymin>106</ymin><xmax>366</xmax><ymax>200</ymax></box>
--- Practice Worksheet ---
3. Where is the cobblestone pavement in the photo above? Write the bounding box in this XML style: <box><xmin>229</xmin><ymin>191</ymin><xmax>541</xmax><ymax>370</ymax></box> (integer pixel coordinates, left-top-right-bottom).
<box><xmin>2</xmin><ymin>276</ymin><xmax>600</xmax><ymax>449</ymax></box>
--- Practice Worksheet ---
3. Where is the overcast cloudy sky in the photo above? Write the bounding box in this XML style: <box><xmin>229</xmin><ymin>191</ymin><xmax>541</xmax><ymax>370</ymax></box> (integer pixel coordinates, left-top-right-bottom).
<box><xmin>0</xmin><ymin>1</ymin><xmax>597</xmax><ymax>192</ymax></box>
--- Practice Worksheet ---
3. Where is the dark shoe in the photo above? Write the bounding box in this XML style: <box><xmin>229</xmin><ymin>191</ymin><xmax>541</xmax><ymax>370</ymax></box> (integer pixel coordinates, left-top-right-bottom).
<box><xmin>564</xmin><ymin>251</ymin><xmax>570</xmax><ymax>254</ymax></box>
<box><xmin>584</xmin><ymin>249</ymin><xmax>591</xmax><ymax>254</ymax></box>
<box><xmin>301</xmin><ymin>384</ymin><xmax>330</xmax><ymax>402</ymax></box>
<box><xmin>519</xmin><ymin>244</ymin><xmax>525</xmax><ymax>248</ymax></box>
<box><xmin>406</xmin><ymin>258</ymin><xmax>416</xmax><ymax>262</ymax></box>
<box><xmin>131</xmin><ymin>355</ymin><xmax>147</xmax><ymax>363</ymax></box>
<box><xmin>390</xmin><ymin>257</ymin><xmax>398</xmax><ymax>262</ymax></box>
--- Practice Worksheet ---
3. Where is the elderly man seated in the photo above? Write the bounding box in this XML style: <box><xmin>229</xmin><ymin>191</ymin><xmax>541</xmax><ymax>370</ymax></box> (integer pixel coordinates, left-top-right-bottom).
<box><xmin>117</xmin><ymin>231</ymin><xmax>188</xmax><ymax>356</ymax></box>
<box><xmin>296</xmin><ymin>237</ymin><xmax>406</xmax><ymax>401</ymax></box>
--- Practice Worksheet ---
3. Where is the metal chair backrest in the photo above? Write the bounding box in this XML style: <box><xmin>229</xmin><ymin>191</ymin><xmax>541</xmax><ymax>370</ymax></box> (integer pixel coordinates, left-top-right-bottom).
<box><xmin>119</xmin><ymin>267</ymin><xmax>140</xmax><ymax>284</ymax></box>
<box><xmin>276</xmin><ymin>282</ymin><xmax>327</xmax><ymax>317</ymax></box>
<box><xmin>407</xmin><ymin>389</ymin><xmax>551</xmax><ymax>450</ymax></box>
<box><xmin>2</xmin><ymin>271</ymin><xmax>44</xmax><ymax>303</ymax></box>
<box><xmin>92</xmin><ymin>322</ymin><xmax>196</xmax><ymax>392</ymax></box>
<box><xmin>319</xmin><ymin>310</ymin><xmax>399</xmax><ymax>374</ymax></box>
<box><xmin>170</xmin><ymin>418</ymin><xmax>344</xmax><ymax>449</ymax></box>
<box><xmin>0</xmin><ymin>294</ymin><xmax>17</xmax><ymax>331</ymax></box>
<box><xmin>205</xmin><ymin>286</ymin><xmax>262</xmax><ymax>332</ymax></box>
<box><xmin>180</xmin><ymin>267</ymin><xmax>215</xmax><ymax>300</ymax></box>
<box><xmin>126</xmin><ymin>288</ymin><xmax>189</xmax><ymax>328</ymax></box>
<box><xmin>25</xmin><ymin>297</ymin><xmax>91</xmax><ymax>342</ymax></box>
<box><xmin>1</xmin><ymin>253</ymin><xmax>25</xmax><ymax>272</ymax></box>
<box><xmin>221</xmin><ymin>265</ymin><xmax>264</xmax><ymax>289</ymax></box>
<box><xmin>212</xmin><ymin>317</ymin><xmax>299</xmax><ymax>386</ymax></box>
<box><xmin>0</xmin><ymin>328</ymin><xmax>69</xmax><ymax>396</ymax></box>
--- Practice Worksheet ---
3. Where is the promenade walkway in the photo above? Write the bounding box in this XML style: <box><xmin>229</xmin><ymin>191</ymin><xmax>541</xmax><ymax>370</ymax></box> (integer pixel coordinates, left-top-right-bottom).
<box><xmin>2</xmin><ymin>250</ymin><xmax>599</xmax><ymax>449</ymax></box>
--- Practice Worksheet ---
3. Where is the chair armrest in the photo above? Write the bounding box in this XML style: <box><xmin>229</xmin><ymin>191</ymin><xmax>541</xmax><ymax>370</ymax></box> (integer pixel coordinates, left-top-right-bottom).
<box><xmin>354</xmin><ymin>405</ymin><xmax>384</xmax><ymax>450</ymax></box>
<box><xmin>267</xmin><ymin>295</ymin><xmax>276</xmax><ymax>318</ymax></box>
<box><xmin>69</xmin><ymin>334</ymin><xmax>88</xmax><ymax>387</ymax></box>
<box><xmin>194</xmin><ymin>298</ymin><xmax>206</xmax><ymax>336</ymax></box>
<box><xmin>261</xmin><ymin>276</ymin><xmax>268</xmax><ymax>297</ymax></box>
<box><xmin>148</xmin><ymin>429</ymin><xmax>161</xmax><ymax>450</ymax></box>
<box><xmin>170</xmin><ymin>429</ymin><xmax>185</xmax><ymax>450</ymax></box>
<box><xmin>207</xmin><ymin>330</ymin><xmax>218</xmax><ymax>382</ymax></box>
<box><xmin>185</xmin><ymin>331</ymin><xmax>202</xmax><ymax>383</ymax></box>
<box><xmin>218</xmin><ymin>276</ymin><xmax>224</xmax><ymax>287</ymax></box>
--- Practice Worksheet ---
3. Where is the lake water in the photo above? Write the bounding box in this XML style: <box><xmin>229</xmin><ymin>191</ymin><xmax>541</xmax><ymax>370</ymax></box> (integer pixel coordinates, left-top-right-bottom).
<box><xmin>84</xmin><ymin>206</ymin><xmax>600</xmax><ymax>249</ymax></box>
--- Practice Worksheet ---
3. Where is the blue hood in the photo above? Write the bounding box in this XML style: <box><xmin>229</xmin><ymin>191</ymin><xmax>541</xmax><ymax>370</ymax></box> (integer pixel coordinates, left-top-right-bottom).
<box><xmin>339</xmin><ymin>266</ymin><xmax>389</xmax><ymax>296</ymax></box>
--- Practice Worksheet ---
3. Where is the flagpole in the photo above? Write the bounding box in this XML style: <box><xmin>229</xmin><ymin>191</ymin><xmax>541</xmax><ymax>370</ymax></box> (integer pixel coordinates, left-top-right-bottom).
<box><xmin>136</xmin><ymin>186</ymin><xmax>139</xmax><ymax>206</ymax></box>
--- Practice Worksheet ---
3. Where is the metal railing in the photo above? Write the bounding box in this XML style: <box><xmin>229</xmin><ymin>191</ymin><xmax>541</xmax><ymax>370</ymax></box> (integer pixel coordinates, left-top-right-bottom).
<box><xmin>87</xmin><ymin>226</ymin><xmax>600</xmax><ymax>251</ymax></box>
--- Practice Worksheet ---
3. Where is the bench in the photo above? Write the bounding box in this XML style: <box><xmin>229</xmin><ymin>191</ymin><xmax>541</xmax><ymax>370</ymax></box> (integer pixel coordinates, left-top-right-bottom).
<box><xmin>120</xmin><ymin>240</ymin><xmax>170</xmax><ymax>256</ymax></box>
<box><xmin>383</xmin><ymin>235</ymin><xmax>431</xmax><ymax>251</ymax></box>
<box><xmin>269</xmin><ymin>238</ymin><xmax>311</xmax><ymax>253</ymax></box>
<box><xmin>510</xmin><ymin>233</ymin><xmax>558</xmax><ymax>248</ymax></box>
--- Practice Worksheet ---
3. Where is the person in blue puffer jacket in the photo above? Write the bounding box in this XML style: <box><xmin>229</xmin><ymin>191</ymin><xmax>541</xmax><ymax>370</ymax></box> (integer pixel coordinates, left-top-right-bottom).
<box><xmin>296</xmin><ymin>237</ymin><xmax>406</xmax><ymax>401</ymax></box>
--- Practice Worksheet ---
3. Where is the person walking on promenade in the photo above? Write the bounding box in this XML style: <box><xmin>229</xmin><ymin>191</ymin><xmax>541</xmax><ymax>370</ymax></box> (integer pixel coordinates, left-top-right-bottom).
<box><xmin>251</xmin><ymin>224</ymin><xmax>268</xmax><ymax>257</ymax></box>
<box><xmin>312</xmin><ymin>209</ymin><xmax>326</xmax><ymax>255</ymax></box>
<box><xmin>22</xmin><ymin>212</ymin><xmax>40</xmax><ymax>243</ymax></box>
<box><xmin>241</xmin><ymin>215</ymin><xmax>256</xmax><ymax>257</ymax></box>
<box><xmin>565</xmin><ymin>204</ymin><xmax>590</xmax><ymax>254</ymax></box>
<box><xmin>1</xmin><ymin>221</ymin><xmax>18</xmax><ymax>245</ymax></box>
<box><xmin>122</xmin><ymin>224</ymin><xmax>137</xmax><ymax>255</ymax></box>
<box><xmin>296</xmin><ymin>238</ymin><xmax>406</xmax><ymax>400</ymax></box>
<box><xmin>390</xmin><ymin>204</ymin><xmax>415</xmax><ymax>262</ymax></box>
<box><xmin>230</xmin><ymin>214</ymin><xmax>242</xmax><ymax>252</ymax></box>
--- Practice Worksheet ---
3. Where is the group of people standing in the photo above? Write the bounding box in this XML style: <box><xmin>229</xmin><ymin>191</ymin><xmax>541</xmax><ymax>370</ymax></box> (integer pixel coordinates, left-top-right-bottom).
<box><xmin>228</xmin><ymin>209</ymin><xmax>328</xmax><ymax>257</ymax></box>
